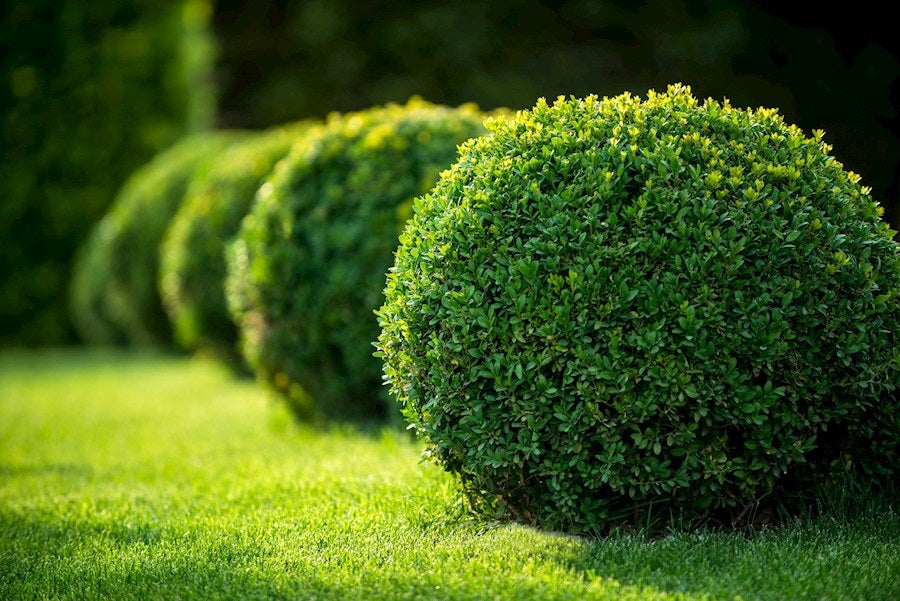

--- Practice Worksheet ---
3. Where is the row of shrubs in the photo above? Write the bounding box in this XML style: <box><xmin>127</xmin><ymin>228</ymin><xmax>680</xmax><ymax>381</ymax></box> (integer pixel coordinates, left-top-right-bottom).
<box><xmin>71</xmin><ymin>98</ymin><xmax>489</xmax><ymax>421</ymax></box>
<box><xmin>72</xmin><ymin>86</ymin><xmax>899</xmax><ymax>534</ymax></box>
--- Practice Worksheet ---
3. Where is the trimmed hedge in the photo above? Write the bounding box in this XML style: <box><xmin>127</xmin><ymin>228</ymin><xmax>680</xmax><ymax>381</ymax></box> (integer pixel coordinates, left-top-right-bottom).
<box><xmin>377</xmin><ymin>85</ymin><xmax>900</xmax><ymax>533</ymax></box>
<box><xmin>227</xmin><ymin>98</ymin><xmax>489</xmax><ymax>420</ymax></box>
<box><xmin>159</xmin><ymin>122</ymin><xmax>313</xmax><ymax>358</ymax></box>
<box><xmin>2</xmin><ymin>0</ymin><xmax>216</xmax><ymax>344</ymax></box>
<box><xmin>71</xmin><ymin>132</ymin><xmax>244</xmax><ymax>346</ymax></box>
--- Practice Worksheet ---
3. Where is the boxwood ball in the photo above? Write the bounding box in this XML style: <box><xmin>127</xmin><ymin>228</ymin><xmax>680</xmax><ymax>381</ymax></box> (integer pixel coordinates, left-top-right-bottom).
<box><xmin>159</xmin><ymin>122</ymin><xmax>313</xmax><ymax>359</ymax></box>
<box><xmin>377</xmin><ymin>85</ymin><xmax>899</xmax><ymax>533</ymax></box>
<box><xmin>72</xmin><ymin>131</ymin><xmax>244</xmax><ymax>346</ymax></box>
<box><xmin>227</xmin><ymin>99</ymin><xmax>489</xmax><ymax>420</ymax></box>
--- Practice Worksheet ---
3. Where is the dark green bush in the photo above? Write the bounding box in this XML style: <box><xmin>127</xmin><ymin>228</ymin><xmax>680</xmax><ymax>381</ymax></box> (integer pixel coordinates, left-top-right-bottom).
<box><xmin>377</xmin><ymin>85</ymin><xmax>900</xmax><ymax>534</ymax></box>
<box><xmin>159</xmin><ymin>122</ymin><xmax>313</xmax><ymax>358</ymax></box>
<box><xmin>227</xmin><ymin>98</ymin><xmax>489</xmax><ymax>420</ymax></box>
<box><xmin>69</xmin><ymin>222</ymin><xmax>128</xmax><ymax>347</ymax></box>
<box><xmin>2</xmin><ymin>0</ymin><xmax>216</xmax><ymax>344</ymax></box>
<box><xmin>71</xmin><ymin>132</ymin><xmax>244</xmax><ymax>346</ymax></box>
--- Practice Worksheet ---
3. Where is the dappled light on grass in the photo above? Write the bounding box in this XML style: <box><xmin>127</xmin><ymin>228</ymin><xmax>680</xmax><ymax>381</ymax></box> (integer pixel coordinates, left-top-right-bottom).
<box><xmin>1</xmin><ymin>350</ymin><xmax>897</xmax><ymax>600</ymax></box>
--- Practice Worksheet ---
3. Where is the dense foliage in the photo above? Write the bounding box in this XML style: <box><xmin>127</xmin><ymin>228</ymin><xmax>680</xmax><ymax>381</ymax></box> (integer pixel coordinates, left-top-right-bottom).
<box><xmin>159</xmin><ymin>122</ymin><xmax>312</xmax><ymax>359</ymax></box>
<box><xmin>377</xmin><ymin>85</ymin><xmax>900</xmax><ymax>533</ymax></box>
<box><xmin>71</xmin><ymin>132</ymin><xmax>243</xmax><ymax>346</ymax></box>
<box><xmin>1</xmin><ymin>0</ymin><xmax>216</xmax><ymax>344</ymax></box>
<box><xmin>227</xmin><ymin>99</ymin><xmax>488</xmax><ymax>420</ymax></box>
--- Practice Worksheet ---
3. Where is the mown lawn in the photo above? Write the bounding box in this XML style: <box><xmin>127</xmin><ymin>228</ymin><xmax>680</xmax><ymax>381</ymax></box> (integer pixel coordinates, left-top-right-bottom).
<box><xmin>1</xmin><ymin>350</ymin><xmax>897</xmax><ymax>600</ymax></box>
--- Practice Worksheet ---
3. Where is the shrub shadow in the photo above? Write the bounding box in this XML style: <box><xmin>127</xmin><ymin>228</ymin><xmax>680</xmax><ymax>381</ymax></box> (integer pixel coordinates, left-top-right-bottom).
<box><xmin>3</xmin><ymin>506</ymin><xmax>898</xmax><ymax>600</ymax></box>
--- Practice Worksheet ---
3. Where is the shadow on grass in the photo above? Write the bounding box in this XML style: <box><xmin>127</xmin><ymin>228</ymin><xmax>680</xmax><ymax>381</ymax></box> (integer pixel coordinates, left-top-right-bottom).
<box><xmin>559</xmin><ymin>489</ymin><xmax>900</xmax><ymax>601</ymax></box>
<box><xmin>0</xmin><ymin>511</ymin><xmax>679</xmax><ymax>601</ymax></box>
<box><xmin>3</xmin><ymin>503</ymin><xmax>898</xmax><ymax>601</ymax></box>
<box><xmin>0</xmin><ymin>462</ymin><xmax>93</xmax><ymax>479</ymax></box>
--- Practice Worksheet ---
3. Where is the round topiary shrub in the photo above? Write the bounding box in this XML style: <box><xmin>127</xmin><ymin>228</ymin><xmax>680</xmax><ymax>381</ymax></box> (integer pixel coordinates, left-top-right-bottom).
<box><xmin>70</xmin><ymin>220</ymin><xmax>129</xmax><ymax>346</ymax></box>
<box><xmin>377</xmin><ymin>85</ymin><xmax>900</xmax><ymax>533</ymax></box>
<box><xmin>159</xmin><ymin>122</ymin><xmax>313</xmax><ymax>359</ymax></box>
<box><xmin>226</xmin><ymin>98</ymin><xmax>490</xmax><ymax>421</ymax></box>
<box><xmin>72</xmin><ymin>131</ymin><xmax>245</xmax><ymax>346</ymax></box>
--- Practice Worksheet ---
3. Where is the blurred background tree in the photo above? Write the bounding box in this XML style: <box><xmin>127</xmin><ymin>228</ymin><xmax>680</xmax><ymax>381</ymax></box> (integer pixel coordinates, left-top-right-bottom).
<box><xmin>3</xmin><ymin>0</ymin><xmax>897</xmax><ymax>345</ymax></box>
<box><xmin>1</xmin><ymin>0</ymin><xmax>216</xmax><ymax>344</ymax></box>
<box><xmin>213</xmin><ymin>0</ymin><xmax>899</xmax><ymax>228</ymax></box>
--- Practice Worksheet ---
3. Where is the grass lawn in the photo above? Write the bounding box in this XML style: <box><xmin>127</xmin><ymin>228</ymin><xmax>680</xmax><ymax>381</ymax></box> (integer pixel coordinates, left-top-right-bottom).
<box><xmin>1</xmin><ymin>349</ymin><xmax>898</xmax><ymax>600</ymax></box>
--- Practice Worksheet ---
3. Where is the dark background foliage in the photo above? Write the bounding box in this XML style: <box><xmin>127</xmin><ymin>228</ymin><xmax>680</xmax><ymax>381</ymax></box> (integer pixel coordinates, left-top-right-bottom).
<box><xmin>1</xmin><ymin>0</ymin><xmax>215</xmax><ymax>345</ymax></box>
<box><xmin>3</xmin><ymin>0</ymin><xmax>898</xmax><ymax>345</ymax></box>
<box><xmin>213</xmin><ymin>0</ymin><xmax>900</xmax><ymax>229</ymax></box>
